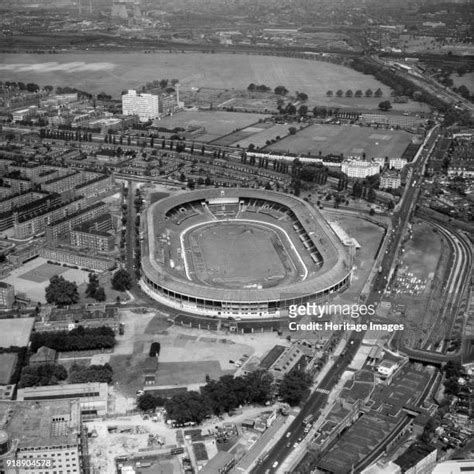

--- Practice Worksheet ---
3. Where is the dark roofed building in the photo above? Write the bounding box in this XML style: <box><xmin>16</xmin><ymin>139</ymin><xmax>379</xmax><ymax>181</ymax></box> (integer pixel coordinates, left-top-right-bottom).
<box><xmin>29</xmin><ymin>346</ymin><xmax>57</xmax><ymax>366</ymax></box>
<box><xmin>259</xmin><ymin>345</ymin><xmax>286</xmax><ymax>370</ymax></box>
<box><xmin>201</xmin><ymin>451</ymin><xmax>236</xmax><ymax>474</ymax></box>
<box><xmin>394</xmin><ymin>443</ymin><xmax>437</xmax><ymax>473</ymax></box>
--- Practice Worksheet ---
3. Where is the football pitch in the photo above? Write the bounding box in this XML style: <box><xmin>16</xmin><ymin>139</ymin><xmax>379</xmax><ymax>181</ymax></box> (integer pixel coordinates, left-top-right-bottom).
<box><xmin>266</xmin><ymin>124</ymin><xmax>414</xmax><ymax>158</ymax></box>
<box><xmin>185</xmin><ymin>222</ymin><xmax>298</xmax><ymax>288</ymax></box>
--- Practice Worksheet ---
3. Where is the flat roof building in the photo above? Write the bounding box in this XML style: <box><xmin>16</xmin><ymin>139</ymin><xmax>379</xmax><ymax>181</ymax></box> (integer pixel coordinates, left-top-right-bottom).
<box><xmin>0</xmin><ymin>399</ymin><xmax>82</xmax><ymax>474</ymax></box>
<box><xmin>122</xmin><ymin>90</ymin><xmax>159</xmax><ymax>122</ymax></box>
<box><xmin>16</xmin><ymin>382</ymin><xmax>108</xmax><ymax>418</ymax></box>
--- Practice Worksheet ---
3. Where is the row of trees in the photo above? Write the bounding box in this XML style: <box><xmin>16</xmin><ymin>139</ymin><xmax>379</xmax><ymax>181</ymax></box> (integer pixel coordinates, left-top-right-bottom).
<box><xmin>326</xmin><ymin>88</ymin><xmax>383</xmax><ymax>98</ymax></box>
<box><xmin>86</xmin><ymin>273</ymin><xmax>106</xmax><ymax>302</ymax></box>
<box><xmin>19</xmin><ymin>362</ymin><xmax>114</xmax><ymax>388</ymax></box>
<box><xmin>18</xmin><ymin>363</ymin><xmax>67</xmax><ymax>388</ymax></box>
<box><xmin>69</xmin><ymin>363</ymin><xmax>113</xmax><ymax>384</ymax></box>
<box><xmin>30</xmin><ymin>326</ymin><xmax>116</xmax><ymax>352</ymax></box>
<box><xmin>138</xmin><ymin>368</ymin><xmax>312</xmax><ymax>424</ymax></box>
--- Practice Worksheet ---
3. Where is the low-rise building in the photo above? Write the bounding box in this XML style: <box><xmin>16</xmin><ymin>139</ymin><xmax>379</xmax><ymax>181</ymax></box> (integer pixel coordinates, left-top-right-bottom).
<box><xmin>389</xmin><ymin>157</ymin><xmax>408</xmax><ymax>170</ymax></box>
<box><xmin>380</xmin><ymin>170</ymin><xmax>402</xmax><ymax>189</ymax></box>
<box><xmin>16</xmin><ymin>382</ymin><xmax>108</xmax><ymax>418</ymax></box>
<box><xmin>39</xmin><ymin>246</ymin><xmax>116</xmax><ymax>271</ymax></box>
<box><xmin>341</xmin><ymin>159</ymin><xmax>381</xmax><ymax>178</ymax></box>
<box><xmin>201</xmin><ymin>451</ymin><xmax>236</xmax><ymax>474</ymax></box>
<box><xmin>0</xmin><ymin>399</ymin><xmax>82</xmax><ymax>474</ymax></box>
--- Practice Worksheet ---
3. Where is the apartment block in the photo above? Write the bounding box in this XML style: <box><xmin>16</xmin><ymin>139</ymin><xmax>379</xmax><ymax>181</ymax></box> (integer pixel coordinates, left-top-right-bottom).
<box><xmin>45</xmin><ymin>202</ymin><xmax>108</xmax><ymax>243</ymax></box>
<box><xmin>122</xmin><ymin>90</ymin><xmax>159</xmax><ymax>122</ymax></box>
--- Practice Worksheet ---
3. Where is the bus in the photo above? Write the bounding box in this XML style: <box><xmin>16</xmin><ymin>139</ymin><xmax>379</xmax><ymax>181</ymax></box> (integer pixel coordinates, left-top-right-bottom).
<box><xmin>303</xmin><ymin>414</ymin><xmax>314</xmax><ymax>426</ymax></box>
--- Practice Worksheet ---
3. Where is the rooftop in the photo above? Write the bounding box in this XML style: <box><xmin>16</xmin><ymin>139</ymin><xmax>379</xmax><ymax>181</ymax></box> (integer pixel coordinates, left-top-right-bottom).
<box><xmin>0</xmin><ymin>399</ymin><xmax>81</xmax><ymax>449</ymax></box>
<box><xmin>143</xmin><ymin>188</ymin><xmax>351</xmax><ymax>302</ymax></box>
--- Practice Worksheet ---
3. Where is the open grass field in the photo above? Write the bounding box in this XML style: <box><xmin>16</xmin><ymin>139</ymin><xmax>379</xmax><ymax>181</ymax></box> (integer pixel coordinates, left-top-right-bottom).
<box><xmin>0</xmin><ymin>52</ymin><xmax>391</xmax><ymax>98</ymax></box>
<box><xmin>1</xmin><ymin>257</ymin><xmax>91</xmax><ymax>303</ymax></box>
<box><xmin>186</xmin><ymin>222</ymin><xmax>297</xmax><ymax>288</ymax></box>
<box><xmin>451</xmin><ymin>72</ymin><xmax>474</xmax><ymax>90</ymax></box>
<box><xmin>231</xmin><ymin>123</ymin><xmax>292</xmax><ymax>149</ymax></box>
<box><xmin>266</xmin><ymin>123</ymin><xmax>413</xmax><ymax>158</ymax></box>
<box><xmin>0</xmin><ymin>317</ymin><xmax>34</xmax><ymax>348</ymax></box>
<box><xmin>19</xmin><ymin>262</ymin><xmax>67</xmax><ymax>283</ymax></box>
<box><xmin>155</xmin><ymin>110</ymin><xmax>265</xmax><ymax>142</ymax></box>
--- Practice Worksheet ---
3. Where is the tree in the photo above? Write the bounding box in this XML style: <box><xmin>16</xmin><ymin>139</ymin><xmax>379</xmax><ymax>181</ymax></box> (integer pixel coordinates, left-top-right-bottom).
<box><xmin>326</xmin><ymin>90</ymin><xmax>333</xmax><ymax>97</ymax></box>
<box><xmin>274</xmin><ymin>85</ymin><xmax>289</xmax><ymax>96</ymax></box>
<box><xmin>345</xmin><ymin>89</ymin><xmax>353</xmax><ymax>97</ymax></box>
<box><xmin>165</xmin><ymin>391</ymin><xmax>211</xmax><ymax>424</ymax></box>
<box><xmin>279</xmin><ymin>369</ymin><xmax>312</xmax><ymax>406</ymax></box>
<box><xmin>374</xmin><ymin>88</ymin><xmax>383</xmax><ymax>98</ymax></box>
<box><xmin>457</xmin><ymin>85</ymin><xmax>470</xmax><ymax>100</ymax></box>
<box><xmin>412</xmin><ymin>90</ymin><xmax>423</xmax><ymax>101</ymax></box>
<box><xmin>30</xmin><ymin>326</ymin><xmax>115</xmax><ymax>352</ymax></box>
<box><xmin>86</xmin><ymin>273</ymin><xmax>99</xmax><ymax>298</ymax></box>
<box><xmin>378</xmin><ymin>100</ymin><xmax>392</xmax><ymax>111</ymax></box>
<box><xmin>94</xmin><ymin>287</ymin><xmax>106</xmax><ymax>302</ymax></box>
<box><xmin>298</xmin><ymin>105</ymin><xmax>308</xmax><ymax>117</ymax></box>
<box><xmin>285</xmin><ymin>104</ymin><xmax>297</xmax><ymax>115</ymax></box>
<box><xmin>365</xmin><ymin>89</ymin><xmax>373</xmax><ymax>97</ymax></box>
<box><xmin>288</xmin><ymin>127</ymin><xmax>297</xmax><ymax>135</ymax></box>
<box><xmin>247</xmin><ymin>83</ymin><xmax>256</xmax><ymax>92</ymax></box>
<box><xmin>138</xmin><ymin>393</ymin><xmax>165</xmax><ymax>411</ymax></box>
<box><xmin>111</xmin><ymin>269</ymin><xmax>132</xmax><ymax>291</ymax></box>
<box><xmin>367</xmin><ymin>187</ymin><xmax>376</xmax><ymax>202</ymax></box>
<box><xmin>355</xmin><ymin>90</ymin><xmax>363</xmax><ymax>97</ymax></box>
<box><xmin>69</xmin><ymin>363</ymin><xmax>113</xmax><ymax>384</ymax></box>
<box><xmin>19</xmin><ymin>364</ymin><xmax>68</xmax><ymax>388</ymax></box>
<box><xmin>296</xmin><ymin>92</ymin><xmax>308</xmax><ymax>102</ymax></box>
<box><xmin>336</xmin><ymin>89</ymin><xmax>344</xmax><ymax>97</ymax></box>
<box><xmin>45</xmin><ymin>275</ymin><xmax>79</xmax><ymax>306</ymax></box>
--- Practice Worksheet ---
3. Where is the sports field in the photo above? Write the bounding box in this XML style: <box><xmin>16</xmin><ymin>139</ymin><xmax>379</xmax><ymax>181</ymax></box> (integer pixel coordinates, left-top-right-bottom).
<box><xmin>154</xmin><ymin>110</ymin><xmax>266</xmax><ymax>143</ymax></box>
<box><xmin>186</xmin><ymin>222</ymin><xmax>298</xmax><ymax>288</ymax></box>
<box><xmin>0</xmin><ymin>52</ymin><xmax>390</xmax><ymax>98</ymax></box>
<box><xmin>19</xmin><ymin>262</ymin><xmax>67</xmax><ymax>283</ymax></box>
<box><xmin>266</xmin><ymin>124</ymin><xmax>413</xmax><ymax>158</ymax></box>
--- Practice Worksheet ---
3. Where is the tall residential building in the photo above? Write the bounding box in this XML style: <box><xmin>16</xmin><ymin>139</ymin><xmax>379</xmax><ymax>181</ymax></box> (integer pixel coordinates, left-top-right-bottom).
<box><xmin>0</xmin><ymin>282</ymin><xmax>14</xmax><ymax>308</ymax></box>
<box><xmin>122</xmin><ymin>90</ymin><xmax>159</xmax><ymax>122</ymax></box>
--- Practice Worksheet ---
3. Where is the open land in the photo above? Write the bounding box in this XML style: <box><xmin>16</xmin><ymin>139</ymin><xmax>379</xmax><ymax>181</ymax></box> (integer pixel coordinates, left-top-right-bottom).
<box><xmin>266</xmin><ymin>124</ymin><xmax>414</xmax><ymax>158</ymax></box>
<box><xmin>1</xmin><ymin>257</ymin><xmax>96</xmax><ymax>303</ymax></box>
<box><xmin>0</xmin><ymin>52</ymin><xmax>391</xmax><ymax>99</ymax></box>
<box><xmin>186</xmin><ymin>222</ymin><xmax>296</xmax><ymax>288</ymax></box>
<box><xmin>387</xmin><ymin>219</ymin><xmax>446</xmax><ymax>349</ymax></box>
<box><xmin>450</xmin><ymin>71</ymin><xmax>474</xmax><ymax>90</ymax></box>
<box><xmin>107</xmin><ymin>309</ymin><xmax>290</xmax><ymax>398</ymax></box>
<box><xmin>154</xmin><ymin>110</ymin><xmax>266</xmax><ymax>142</ymax></box>
<box><xmin>0</xmin><ymin>317</ymin><xmax>34</xmax><ymax>348</ymax></box>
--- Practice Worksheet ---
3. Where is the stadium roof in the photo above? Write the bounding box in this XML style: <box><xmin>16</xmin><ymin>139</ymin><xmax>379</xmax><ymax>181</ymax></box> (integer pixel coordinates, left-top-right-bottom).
<box><xmin>142</xmin><ymin>188</ymin><xmax>352</xmax><ymax>303</ymax></box>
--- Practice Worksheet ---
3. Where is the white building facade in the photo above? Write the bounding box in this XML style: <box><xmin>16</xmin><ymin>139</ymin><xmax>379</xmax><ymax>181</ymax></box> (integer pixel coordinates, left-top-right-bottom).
<box><xmin>341</xmin><ymin>159</ymin><xmax>381</xmax><ymax>178</ymax></box>
<box><xmin>122</xmin><ymin>90</ymin><xmax>159</xmax><ymax>122</ymax></box>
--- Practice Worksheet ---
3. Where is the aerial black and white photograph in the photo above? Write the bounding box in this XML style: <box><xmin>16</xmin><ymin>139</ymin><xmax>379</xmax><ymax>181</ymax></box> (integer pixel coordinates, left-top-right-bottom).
<box><xmin>0</xmin><ymin>0</ymin><xmax>472</xmax><ymax>473</ymax></box>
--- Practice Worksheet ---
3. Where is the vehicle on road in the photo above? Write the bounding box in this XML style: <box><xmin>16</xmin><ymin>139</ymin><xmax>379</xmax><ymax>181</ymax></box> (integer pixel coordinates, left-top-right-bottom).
<box><xmin>303</xmin><ymin>414</ymin><xmax>314</xmax><ymax>425</ymax></box>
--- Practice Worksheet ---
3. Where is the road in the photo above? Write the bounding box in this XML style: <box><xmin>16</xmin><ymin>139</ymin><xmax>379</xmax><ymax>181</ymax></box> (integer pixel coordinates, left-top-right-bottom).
<box><xmin>254</xmin><ymin>126</ymin><xmax>440</xmax><ymax>474</ymax></box>
<box><xmin>126</xmin><ymin>180</ymin><xmax>138</xmax><ymax>287</ymax></box>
